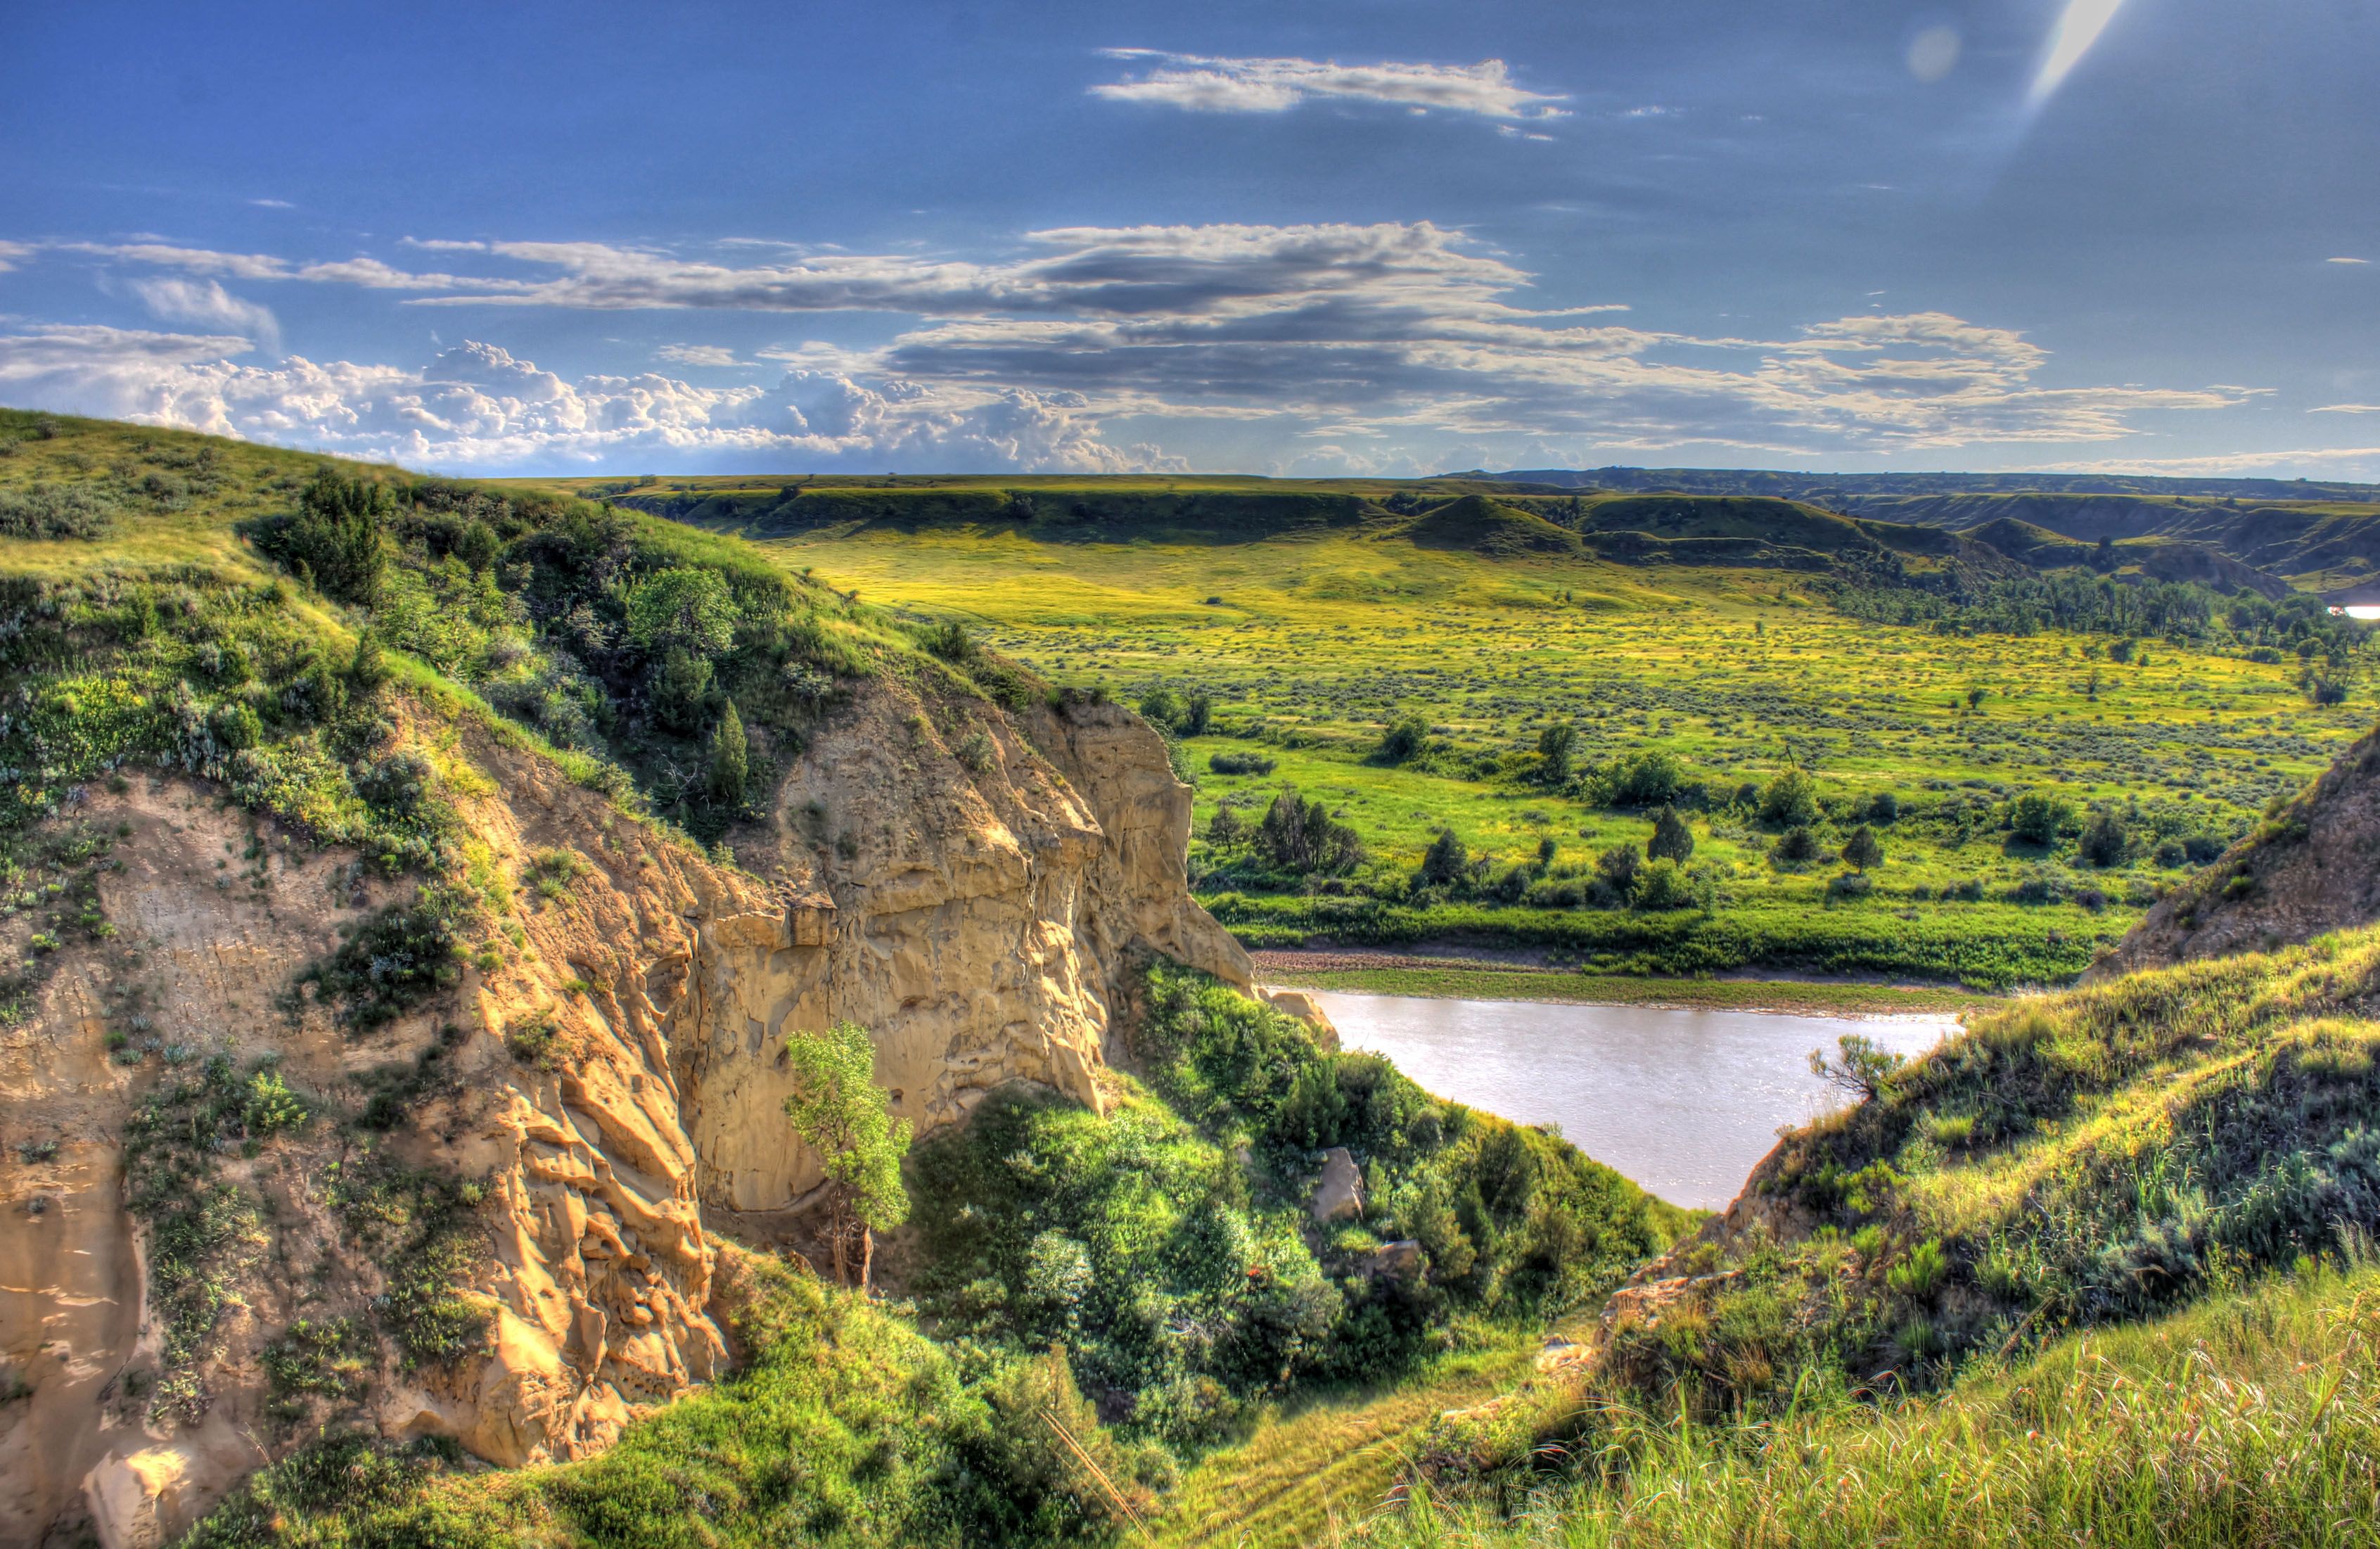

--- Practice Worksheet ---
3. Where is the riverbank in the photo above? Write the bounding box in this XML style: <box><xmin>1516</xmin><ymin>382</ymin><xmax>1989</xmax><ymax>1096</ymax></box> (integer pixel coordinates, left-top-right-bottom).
<box><xmin>1253</xmin><ymin>948</ymin><xmax>2002</xmax><ymax>1017</ymax></box>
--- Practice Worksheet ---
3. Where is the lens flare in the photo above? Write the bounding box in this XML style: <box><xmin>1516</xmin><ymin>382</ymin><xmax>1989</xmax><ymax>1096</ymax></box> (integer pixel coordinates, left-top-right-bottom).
<box><xmin>2031</xmin><ymin>0</ymin><xmax>2129</xmax><ymax>103</ymax></box>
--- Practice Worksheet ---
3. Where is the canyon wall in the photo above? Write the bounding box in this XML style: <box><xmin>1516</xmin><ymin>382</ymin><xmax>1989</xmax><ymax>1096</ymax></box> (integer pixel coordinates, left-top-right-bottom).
<box><xmin>0</xmin><ymin>676</ymin><xmax>1248</xmax><ymax>1548</ymax></box>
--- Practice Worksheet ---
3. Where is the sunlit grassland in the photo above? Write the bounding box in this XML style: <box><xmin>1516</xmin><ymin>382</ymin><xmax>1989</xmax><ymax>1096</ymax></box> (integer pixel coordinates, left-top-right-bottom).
<box><xmin>710</xmin><ymin>516</ymin><xmax>2365</xmax><ymax>980</ymax></box>
<box><xmin>1250</xmin><ymin>958</ymin><xmax>1991</xmax><ymax>1016</ymax></box>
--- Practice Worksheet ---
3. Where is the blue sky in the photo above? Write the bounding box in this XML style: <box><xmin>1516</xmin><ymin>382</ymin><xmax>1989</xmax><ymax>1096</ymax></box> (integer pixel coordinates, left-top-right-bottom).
<box><xmin>2</xmin><ymin>0</ymin><xmax>2376</xmax><ymax>477</ymax></box>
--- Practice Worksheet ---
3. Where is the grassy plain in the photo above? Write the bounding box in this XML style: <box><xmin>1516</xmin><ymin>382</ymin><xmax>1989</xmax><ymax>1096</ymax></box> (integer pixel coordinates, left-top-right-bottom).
<box><xmin>676</xmin><ymin>509</ymin><xmax>2365</xmax><ymax>984</ymax></box>
<box><xmin>1250</xmin><ymin>952</ymin><xmax>1992</xmax><ymax>1016</ymax></box>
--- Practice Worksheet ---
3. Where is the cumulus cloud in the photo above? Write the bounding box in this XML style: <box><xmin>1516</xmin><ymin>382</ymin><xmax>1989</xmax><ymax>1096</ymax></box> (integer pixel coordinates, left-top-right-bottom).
<box><xmin>656</xmin><ymin>343</ymin><xmax>741</xmax><ymax>367</ymax></box>
<box><xmin>1089</xmin><ymin>50</ymin><xmax>1568</xmax><ymax>120</ymax></box>
<box><xmin>126</xmin><ymin>276</ymin><xmax>281</xmax><ymax>351</ymax></box>
<box><xmin>0</xmin><ymin>329</ymin><xmax>1171</xmax><ymax>473</ymax></box>
<box><xmin>6</xmin><ymin>224</ymin><xmax>2266</xmax><ymax>462</ymax></box>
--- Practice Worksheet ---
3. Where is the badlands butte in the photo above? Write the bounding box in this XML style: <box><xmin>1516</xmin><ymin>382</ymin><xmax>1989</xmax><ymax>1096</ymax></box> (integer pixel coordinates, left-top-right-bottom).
<box><xmin>6</xmin><ymin>408</ymin><xmax>2380</xmax><ymax>1549</ymax></box>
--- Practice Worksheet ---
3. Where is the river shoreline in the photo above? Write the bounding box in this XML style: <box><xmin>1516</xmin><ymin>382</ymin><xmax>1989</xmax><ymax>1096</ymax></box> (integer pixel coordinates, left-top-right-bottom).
<box><xmin>1252</xmin><ymin>947</ymin><xmax>2000</xmax><ymax>1018</ymax></box>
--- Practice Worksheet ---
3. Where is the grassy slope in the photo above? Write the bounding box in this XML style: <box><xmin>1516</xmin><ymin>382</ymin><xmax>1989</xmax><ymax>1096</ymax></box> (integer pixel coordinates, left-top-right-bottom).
<box><xmin>629</xmin><ymin>492</ymin><xmax>2365</xmax><ymax>983</ymax></box>
<box><xmin>1360</xmin><ymin>1261</ymin><xmax>2380</xmax><ymax>1548</ymax></box>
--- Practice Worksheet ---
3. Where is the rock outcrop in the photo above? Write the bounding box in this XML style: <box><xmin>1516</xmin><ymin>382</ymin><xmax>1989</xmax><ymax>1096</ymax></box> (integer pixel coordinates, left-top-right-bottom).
<box><xmin>0</xmin><ymin>677</ymin><xmax>1247</xmax><ymax>1546</ymax></box>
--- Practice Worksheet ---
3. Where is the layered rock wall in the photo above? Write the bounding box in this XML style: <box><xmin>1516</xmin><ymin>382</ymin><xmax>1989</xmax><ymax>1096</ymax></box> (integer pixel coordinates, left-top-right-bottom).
<box><xmin>0</xmin><ymin>677</ymin><xmax>1246</xmax><ymax>1546</ymax></box>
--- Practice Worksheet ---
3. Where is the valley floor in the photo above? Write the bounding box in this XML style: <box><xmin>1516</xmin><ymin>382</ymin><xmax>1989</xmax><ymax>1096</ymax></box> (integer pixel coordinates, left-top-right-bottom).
<box><xmin>1252</xmin><ymin>950</ymin><xmax>1993</xmax><ymax>1017</ymax></box>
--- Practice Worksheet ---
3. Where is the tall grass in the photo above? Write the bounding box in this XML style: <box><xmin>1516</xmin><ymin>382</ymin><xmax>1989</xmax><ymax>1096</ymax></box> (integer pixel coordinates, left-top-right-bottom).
<box><xmin>1348</xmin><ymin>1261</ymin><xmax>2380</xmax><ymax>1548</ymax></box>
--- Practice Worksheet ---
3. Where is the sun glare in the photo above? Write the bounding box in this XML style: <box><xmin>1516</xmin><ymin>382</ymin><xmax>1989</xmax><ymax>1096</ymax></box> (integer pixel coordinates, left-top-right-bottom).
<box><xmin>2031</xmin><ymin>0</ymin><xmax>2130</xmax><ymax>103</ymax></box>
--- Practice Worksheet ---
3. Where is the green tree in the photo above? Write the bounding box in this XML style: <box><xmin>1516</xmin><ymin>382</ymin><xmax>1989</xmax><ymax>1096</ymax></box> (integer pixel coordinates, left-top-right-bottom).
<box><xmin>263</xmin><ymin>470</ymin><xmax>390</xmax><ymax>605</ymax></box>
<box><xmin>1634</xmin><ymin>857</ymin><xmax>1691</xmax><ymax>910</ymax></box>
<box><xmin>1809</xmin><ymin>1033</ymin><xmax>1906</xmax><ymax>1102</ymax></box>
<box><xmin>781</xmin><ymin>1021</ymin><xmax>912</xmax><ymax>1289</ymax></box>
<box><xmin>1597</xmin><ymin>841</ymin><xmax>1642</xmax><ymax>898</ymax></box>
<box><xmin>2078</xmin><ymin>808</ymin><xmax>2130</xmax><ymax>868</ymax></box>
<box><xmin>1647</xmin><ymin>805</ymin><xmax>1694</xmax><ymax>863</ymax></box>
<box><xmin>345</xmin><ymin>632</ymin><xmax>389</xmax><ymax>693</ymax></box>
<box><xmin>2010</xmin><ymin>790</ymin><xmax>2075</xmax><ymax>846</ymax></box>
<box><xmin>707</xmin><ymin>701</ymin><xmax>749</xmax><ymax>810</ymax></box>
<box><xmin>625</xmin><ymin>567</ymin><xmax>739</xmax><ymax>659</ymax></box>
<box><xmin>1415</xmin><ymin>827</ymin><xmax>1469</xmax><ymax>888</ymax></box>
<box><xmin>1760</xmin><ymin>768</ymin><xmax>1820</xmax><ymax>827</ymax></box>
<box><xmin>1137</xmin><ymin>687</ymin><xmax>1183</xmax><ymax>732</ymax></box>
<box><xmin>653</xmin><ymin>648</ymin><xmax>715</xmax><ymax>733</ymax></box>
<box><xmin>1536</xmin><ymin>722</ymin><xmax>1578</xmax><ymax>785</ymax></box>
<box><xmin>1841</xmin><ymin>824</ymin><xmax>1884</xmax><ymax>872</ymax></box>
<box><xmin>1378</xmin><ymin>714</ymin><xmax>1430</xmax><ymax>764</ymax></box>
<box><xmin>1180</xmin><ymin>691</ymin><xmax>1213</xmax><ymax>737</ymax></box>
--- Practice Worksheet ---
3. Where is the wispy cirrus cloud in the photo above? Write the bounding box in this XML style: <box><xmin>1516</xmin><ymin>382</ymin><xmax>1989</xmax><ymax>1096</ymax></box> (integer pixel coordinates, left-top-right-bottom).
<box><xmin>1089</xmin><ymin>49</ymin><xmax>1568</xmax><ymax>121</ymax></box>
<box><xmin>656</xmin><ymin>343</ymin><xmax>742</xmax><ymax>367</ymax></box>
<box><xmin>124</xmin><ymin>276</ymin><xmax>281</xmax><ymax>351</ymax></box>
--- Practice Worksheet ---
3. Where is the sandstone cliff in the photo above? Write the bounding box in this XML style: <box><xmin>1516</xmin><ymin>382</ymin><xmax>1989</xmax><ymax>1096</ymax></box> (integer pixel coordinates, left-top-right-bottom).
<box><xmin>0</xmin><ymin>675</ymin><xmax>1248</xmax><ymax>1548</ymax></box>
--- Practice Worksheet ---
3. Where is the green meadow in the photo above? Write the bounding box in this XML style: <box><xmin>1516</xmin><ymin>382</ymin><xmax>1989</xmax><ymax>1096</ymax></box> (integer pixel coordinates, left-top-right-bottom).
<box><xmin>634</xmin><ymin>496</ymin><xmax>2367</xmax><ymax>986</ymax></box>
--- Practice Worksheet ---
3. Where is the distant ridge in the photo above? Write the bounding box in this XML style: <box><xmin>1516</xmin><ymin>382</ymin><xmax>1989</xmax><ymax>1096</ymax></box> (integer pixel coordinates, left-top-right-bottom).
<box><xmin>1488</xmin><ymin>466</ymin><xmax>2380</xmax><ymax>502</ymax></box>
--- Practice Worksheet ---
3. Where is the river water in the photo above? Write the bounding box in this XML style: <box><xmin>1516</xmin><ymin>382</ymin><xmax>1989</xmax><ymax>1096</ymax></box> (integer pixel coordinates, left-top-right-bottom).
<box><xmin>1309</xmin><ymin>990</ymin><xmax>1961</xmax><ymax>1211</ymax></box>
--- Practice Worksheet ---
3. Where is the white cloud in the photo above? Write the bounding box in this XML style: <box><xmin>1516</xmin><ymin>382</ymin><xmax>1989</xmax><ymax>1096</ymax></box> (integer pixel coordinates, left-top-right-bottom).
<box><xmin>0</xmin><ymin>240</ymin><xmax>32</xmax><ymax>273</ymax></box>
<box><xmin>1089</xmin><ymin>50</ymin><xmax>1567</xmax><ymax>120</ymax></box>
<box><xmin>2328</xmin><ymin>257</ymin><xmax>2371</xmax><ymax>265</ymax></box>
<box><xmin>3</xmin><ymin>223</ymin><xmax>2277</xmax><ymax>464</ymax></box>
<box><xmin>248</xmin><ymin>198</ymin><xmax>295</xmax><ymax>210</ymax></box>
<box><xmin>0</xmin><ymin>329</ymin><xmax>1172</xmax><ymax>473</ymax></box>
<box><xmin>656</xmin><ymin>343</ymin><xmax>741</xmax><ymax>367</ymax></box>
<box><xmin>2312</xmin><ymin>404</ymin><xmax>2380</xmax><ymax>414</ymax></box>
<box><xmin>126</xmin><ymin>276</ymin><xmax>281</xmax><ymax>352</ymax></box>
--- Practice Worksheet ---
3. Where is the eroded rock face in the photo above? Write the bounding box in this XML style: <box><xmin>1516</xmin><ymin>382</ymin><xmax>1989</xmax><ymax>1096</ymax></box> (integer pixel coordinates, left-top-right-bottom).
<box><xmin>677</xmin><ymin>689</ymin><xmax>1250</xmax><ymax>1214</ymax></box>
<box><xmin>1</xmin><ymin>679</ymin><xmax>1246</xmax><ymax>1544</ymax></box>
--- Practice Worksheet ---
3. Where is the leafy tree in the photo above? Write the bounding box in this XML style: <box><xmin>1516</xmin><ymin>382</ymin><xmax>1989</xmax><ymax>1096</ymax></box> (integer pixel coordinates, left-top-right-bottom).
<box><xmin>2010</xmin><ymin>790</ymin><xmax>2075</xmax><ymax>846</ymax></box>
<box><xmin>1180</xmin><ymin>691</ymin><xmax>1213</xmax><ymax>738</ymax></box>
<box><xmin>1207</xmin><ymin>804</ymin><xmax>1246</xmax><ymax>846</ymax></box>
<box><xmin>625</xmin><ymin>566</ymin><xmax>739</xmax><ymax>660</ymax></box>
<box><xmin>781</xmin><ymin>1020</ymin><xmax>912</xmax><ymax>1289</ymax></box>
<box><xmin>1775</xmin><ymin>825</ymin><xmax>1822</xmax><ymax>863</ymax></box>
<box><xmin>1840</xmin><ymin>824</ymin><xmax>1883</xmax><ymax>871</ymax></box>
<box><xmin>1634</xmin><ymin>857</ymin><xmax>1691</xmax><ymax>910</ymax></box>
<box><xmin>1415</xmin><ymin>827</ymin><xmax>1469</xmax><ymax>888</ymax></box>
<box><xmin>707</xmin><ymin>700</ymin><xmax>749</xmax><ymax>810</ymax></box>
<box><xmin>345</xmin><ymin>633</ymin><xmax>389</xmax><ymax>693</ymax></box>
<box><xmin>1137</xmin><ymin>687</ymin><xmax>1183</xmax><ymax>732</ymax></box>
<box><xmin>1378</xmin><ymin>714</ymin><xmax>1430</xmax><ymax>764</ymax></box>
<box><xmin>260</xmin><ymin>470</ymin><xmax>391</xmax><ymax>605</ymax></box>
<box><xmin>1809</xmin><ymin>1032</ymin><xmax>1905</xmax><ymax>1102</ymax></box>
<box><xmin>1607</xmin><ymin>750</ymin><xmax>1685</xmax><ymax>807</ymax></box>
<box><xmin>2078</xmin><ymin>808</ymin><xmax>2130</xmax><ymax>868</ymax></box>
<box><xmin>1864</xmin><ymin>790</ymin><xmax>1900</xmax><ymax>822</ymax></box>
<box><xmin>1760</xmin><ymin>768</ymin><xmax>1820</xmax><ymax>827</ymax></box>
<box><xmin>1597</xmin><ymin>841</ymin><xmax>1642</xmax><ymax>897</ymax></box>
<box><xmin>1536</xmin><ymin>722</ymin><xmax>1578</xmax><ymax>785</ymax></box>
<box><xmin>1256</xmin><ymin>788</ymin><xmax>1365</xmax><ymax>875</ymax></box>
<box><xmin>652</xmin><ymin>647</ymin><xmax>715</xmax><ymax>733</ymax></box>
<box><xmin>1647</xmin><ymin>805</ymin><xmax>1694</xmax><ymax>863</ymax></box>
